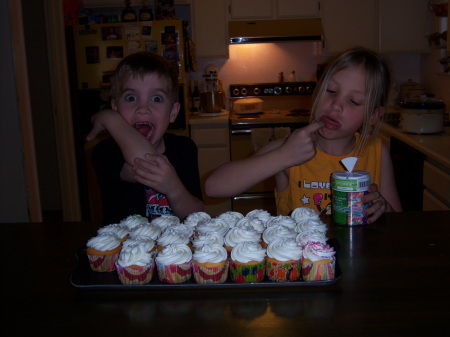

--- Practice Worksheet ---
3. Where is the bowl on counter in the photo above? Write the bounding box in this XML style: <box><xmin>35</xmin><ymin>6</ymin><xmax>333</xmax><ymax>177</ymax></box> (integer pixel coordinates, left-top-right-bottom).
<box><xmin>399</xmin><ymin>98</ymin><xmax>445</xmax><ymax>134</ymax></box>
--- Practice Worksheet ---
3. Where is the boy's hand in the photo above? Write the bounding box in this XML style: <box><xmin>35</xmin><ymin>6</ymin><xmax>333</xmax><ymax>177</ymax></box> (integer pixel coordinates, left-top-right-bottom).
<box><xmin>362</xmin><ymin>184</ymin><xmax>388</xmax><ymax>224</ymax></box>
<box><xmin>132</xmin><ymin>153</ymin><xmax>182</xmax><ymax>196</ymax></box>
<box><xmin>279</xmin><ymin>121</ymin><xmax>324</xmax><ymax>167</ymax></box>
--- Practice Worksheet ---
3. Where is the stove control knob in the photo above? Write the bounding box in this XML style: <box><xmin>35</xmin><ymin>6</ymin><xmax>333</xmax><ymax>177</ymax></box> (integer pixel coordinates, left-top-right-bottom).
<box><xmin>306</xmin><ymin>85</ymin><xmax>313</xmax><ymax>93</ymax></box>
<box><xmin>232</xmin><ymin>88</ymin><xmax>240</xmax><ymax>96</ymax></box>
<box><xmin>298</xmin><ymin>86</ymin><xmax>305</xmax><ymax>94</ymax></box>
<box><xmin>274</xmin><ymin>86</ymin><xmax>282</xmax><ymax>95</ymax></box>
<box><xmin>285</xmin><ymin>86</ymin><xmax>292</xmax><ymax>94</ymax></box>
<box><xmin>253</xmin><ymin>87</ymin><xmax>260</xmax><ymax>95</ymax></box>
<box><xmin>241</xmin><ymin>88</ymin><xmax>247</xmax><ymax>96</ymax></box>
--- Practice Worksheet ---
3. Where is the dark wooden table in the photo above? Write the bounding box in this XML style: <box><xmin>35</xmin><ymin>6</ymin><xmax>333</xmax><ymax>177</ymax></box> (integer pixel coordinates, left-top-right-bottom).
<box><xmin>3</xmin><ymin>211</ymin><xmax>449</xmax><ymax>336</ymax></box>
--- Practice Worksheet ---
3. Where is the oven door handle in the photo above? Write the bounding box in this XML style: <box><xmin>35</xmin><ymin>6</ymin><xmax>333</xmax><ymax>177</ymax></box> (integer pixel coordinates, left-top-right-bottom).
<box><xmin>231</xmin><ymin>129</ymin><xmax>253</xmax><ymax>135</ymax></box>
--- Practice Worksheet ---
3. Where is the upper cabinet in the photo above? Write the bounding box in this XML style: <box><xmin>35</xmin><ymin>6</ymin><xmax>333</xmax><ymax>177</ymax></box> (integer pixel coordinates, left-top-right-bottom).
<box><xmin>230</xmin><ymin>0</ymin><xmax>320</xmax><ymax>19</ymax></box>
<box><xmin>321</xmin><ymin>0</ymin><xmax>431</xmax><ymax>54</ymax></box>
<box><xmin>192</xmin><ymin>0</ymin><xmax>229</xmax><ymax>58</ymax></box>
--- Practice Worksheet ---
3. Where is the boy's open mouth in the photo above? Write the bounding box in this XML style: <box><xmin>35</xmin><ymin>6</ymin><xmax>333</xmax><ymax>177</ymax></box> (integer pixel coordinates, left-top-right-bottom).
<box><xmin>134</xmin><ymin>122</ymin><xmax>154</xmax><ymax>140</ymax></box>
<box><xmin>320</xmin><ymin>116</ymin><xmax>340</xmax><ymax>130</ymax></box>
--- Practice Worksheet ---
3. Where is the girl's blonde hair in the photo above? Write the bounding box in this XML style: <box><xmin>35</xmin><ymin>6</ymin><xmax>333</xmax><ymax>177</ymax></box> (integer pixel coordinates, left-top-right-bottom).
<box><xmin>310</xmin><ymin>47</ymin><xmax>391</xmax><ymax>155</ymax></box>
<box><xmin>109</xmin><ymin>51</ymin><xmax>179</xmax><ymax>103</ymax></box>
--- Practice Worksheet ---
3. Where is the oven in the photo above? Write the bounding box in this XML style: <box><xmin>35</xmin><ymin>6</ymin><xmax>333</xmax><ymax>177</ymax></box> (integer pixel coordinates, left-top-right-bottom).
<box><xmin>229</xmin><ymin>82</ymin><xmax>316</xmax><ymax>215</ymax></box>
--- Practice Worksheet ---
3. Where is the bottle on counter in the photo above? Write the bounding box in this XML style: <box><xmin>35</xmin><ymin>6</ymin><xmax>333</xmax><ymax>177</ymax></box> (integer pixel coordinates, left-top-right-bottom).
<box><xmin>122</xmin><ymin>0</ymin><xmax>137</xmax><ymax>22</ymax></box>
<box><xmin>217</xmin><ymin>80</ymin><xmax>226</xmax><ymax>110</ymax></box>
<box><xmin>139</xmin><ymin>1</ymin><xmax>154</xmax><ymax>21</ymax></box>
<box><xmin>192</xmin><ymin>80</ymin><xmax>201</xmax><ymax>112</ymax></box>
<box><xmin>289</xmin><ymin>71</ymin><xmax>297</xmax><ymax>82</ymax></box>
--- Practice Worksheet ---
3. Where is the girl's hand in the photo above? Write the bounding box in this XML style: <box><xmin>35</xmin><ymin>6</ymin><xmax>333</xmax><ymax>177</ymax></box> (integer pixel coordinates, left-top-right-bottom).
<box><xmin>362</xmin><ymin>184</ymin><xmax>388</xmax><ymax>224</ymax></box>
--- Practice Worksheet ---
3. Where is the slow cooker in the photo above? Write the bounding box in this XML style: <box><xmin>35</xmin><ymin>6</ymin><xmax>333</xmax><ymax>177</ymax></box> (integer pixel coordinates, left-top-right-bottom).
<box><xmin>400</xmin><ymin>98</ymin><xmax>445</xmax><ymax>134</ymax></box>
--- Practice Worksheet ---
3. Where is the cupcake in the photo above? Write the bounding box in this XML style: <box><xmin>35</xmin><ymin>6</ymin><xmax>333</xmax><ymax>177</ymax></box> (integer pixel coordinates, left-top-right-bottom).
<box><xmin>229</xmin><ymin>241</ymin><xmax>266</xmax><ymax>283</ymax></box>
<box><xmin>150</xmin><ymin>215</ymin><xmax>180</xmax><ymax>232</ymax></box>
<box><xmin>192</xmin><ymin>244</ymin><xmax>229</xmax><ymax>284</ymax></box>
<box><xmin>290</xmin><ymin>207</ymin><xmax>320</xmax><ymax>222</ymax></box>
<box><xmin>156</xmin><ymin>228</ymin><xmax>191</xmax><ymax>251</ymax></box>
<box><xmin>183</xmin><ymin>211</ymin><xmax>211</xmax><ymax>229</ymax></box>
<box><xmin>301</xmin><ymin>241</ymin><xmax>336</xmax><ymax>281</ymax></box>
<box><xmin>217</xmin><ymin>211</ymin><xmax>244</xmax><ymax>228</ymax></box>
<box><xmin>265</xmin><ymin>215</ymin><xmax>297</xmax><ymax>230</ymax></box>
<box><xmin>235</xmin><ymin>216</ymin><xmax>265</xmax><ymax>234</ymax></box>
<box><xmin>122</xmin><ymin>236</ymin><xmax>157</xmax><ymax>257</ymax></box>
<box><xmin>224</xmin><ymin>225</ymin><xmax>261</xmax><ymax>255</ymax></box>
<box><xmin>295</xmin><ymin>217</ymin><xmax>328</xmax><ymax>234</ymax></box>
<box><xmin>195</xmin><ymin>218</ymin><xmax>230</xmax><ymax>237</ymax></box>
<box><xmin>129</xmin><ymin>222</ymin><xmax>161</xmax><ymax>241</ymax></box>
<box><xmin>115</xmin><ymin>244</ymin><xmax>155</xmax><ymax>285</ymax></box>
<box><xmin>86</xmin><ymin>234</ymin><xmax>122</xmax><ymax>272</ymax></box>
<box><xmin>97</xmin><ymin>223</ymin><xmax>129</xmax><ymax>243</ymax></box>
<box><xmin>265</xmin><ymin>238</ymin><xmax>302</xmax><ymax>282</ymax></box>
<box><xmin>191</xmin><ymin>231</ymin><xmax>225</xmax><ymax>251</ymax></box>
<box><xmin>119</xmin><ymin>214</ymin><xmax>149</xmax><ymax>231</ymax></box>
<box><xmin>155</xmin><ymin>243</ymin><xmax>192</xmax><ymax>283</ymax></box>
<box><xmin>262</xmin><ymin>224</ymin><xmax>296</xmax><ymax>248</ymax></box>
<box><xmin>246</xmin><ymin>209</ymin><xmax>272</xmax><ymax>224</ymax></box>
<box><xmin>295</xmin><ymin>230</ymin><xmax>328</xmax><ymax>249</ymax></box>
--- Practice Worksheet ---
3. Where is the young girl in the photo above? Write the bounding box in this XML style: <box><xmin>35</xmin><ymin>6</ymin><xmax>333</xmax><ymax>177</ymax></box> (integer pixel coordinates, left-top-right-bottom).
<box><xmin>205</xmin><ymin>47</ymin><xmax>402</xmax><ymax>223</ymax></box>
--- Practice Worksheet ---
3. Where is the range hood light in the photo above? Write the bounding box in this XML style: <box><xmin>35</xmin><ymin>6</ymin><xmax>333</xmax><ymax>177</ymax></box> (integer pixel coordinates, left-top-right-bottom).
<box><xmin>229</xmin><ymin>18</ymin><xmax>324</xmax><ymax>44</ymax></box>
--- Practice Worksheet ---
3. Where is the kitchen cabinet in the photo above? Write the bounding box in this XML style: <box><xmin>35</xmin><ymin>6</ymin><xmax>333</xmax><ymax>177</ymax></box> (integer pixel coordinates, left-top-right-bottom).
<box><xmin>423</xmin><ymin>161</ymin><xmax>450</xmax><ymax>210</ymax></box>
<box><xmin>189</xmin><ymin>115</ymin><xmax>231</xmax><ymax>216</ymax></box>
<box><xmin>321</xmin><ymin>0</ymin><xmax>430</xmax><ymax>54</ymax></box>
<box><xmin>192</xmin><ymin>0</ymin><xmax>229</xmax><ymax>57</ymax></box>
<box><xmin>229</xmin><ymin>0</ymin><xmax>320</xmax><ymax>19</ymax></box>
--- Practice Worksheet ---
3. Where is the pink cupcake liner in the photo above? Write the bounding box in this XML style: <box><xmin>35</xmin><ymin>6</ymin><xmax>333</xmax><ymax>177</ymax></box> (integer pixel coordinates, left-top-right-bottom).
<box><xmin>156</xmin><ymin>261</ymin><xmax>192</xmax><ymax>284</ymax></box>
<box><xmin>192</xmin><ymin>261</ymin><xmax>229</xmax><ymax>284</ymax></box>
<box><xmin>87</xmin><ymin>253</ymin><xmax>119</xmax><ymax>272</ymax></box>
<box><xmin>301</xmin><ymin>259</ymin><xmax>336</xmax><ymax>281</ymax></box>
<box><xmin>115</xmin><ymin>261</ymin><xmax>155</xmax><ymax>285</ymax></box>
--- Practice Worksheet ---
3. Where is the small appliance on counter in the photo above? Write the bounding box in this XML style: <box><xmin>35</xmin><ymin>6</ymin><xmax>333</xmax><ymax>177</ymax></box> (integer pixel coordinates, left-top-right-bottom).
<box><xmin>198</xmin><ymin>64</ymin><xmax>227</xmax><ymax>116</ymax></box>
<box><xmin>399</xmin><ymin>97</ymin><xmax>445</xmax><ymax>134</ymax></box>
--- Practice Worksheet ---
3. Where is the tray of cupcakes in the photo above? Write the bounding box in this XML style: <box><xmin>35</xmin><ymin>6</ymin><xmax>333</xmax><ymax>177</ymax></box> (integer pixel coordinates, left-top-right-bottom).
<box><xmin>70</xmin><ymin>208</ymin><xmax>341</xmax><ymax>290</ymax></box>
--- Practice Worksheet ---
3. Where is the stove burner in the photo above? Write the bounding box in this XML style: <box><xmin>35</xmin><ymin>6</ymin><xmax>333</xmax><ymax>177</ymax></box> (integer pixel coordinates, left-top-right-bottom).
<box><xmin>287</xmin><ymin>109</ymin><xmax>311</xmax><ymax>117</ymax></box>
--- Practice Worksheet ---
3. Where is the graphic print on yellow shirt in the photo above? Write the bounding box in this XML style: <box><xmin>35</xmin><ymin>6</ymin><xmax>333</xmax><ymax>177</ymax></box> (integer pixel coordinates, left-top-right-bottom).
<box><xmin>275</xmin><ymin>137</ymin><xmax>382</xmax><ymax>216</ymax></box>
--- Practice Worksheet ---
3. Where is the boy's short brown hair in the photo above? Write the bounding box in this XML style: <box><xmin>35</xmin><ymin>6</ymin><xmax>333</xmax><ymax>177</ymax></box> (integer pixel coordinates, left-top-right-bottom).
<box><xmin>110</xmin><ymin>51</ymin><xmax>179</xmax><ymax>103</ymax></box>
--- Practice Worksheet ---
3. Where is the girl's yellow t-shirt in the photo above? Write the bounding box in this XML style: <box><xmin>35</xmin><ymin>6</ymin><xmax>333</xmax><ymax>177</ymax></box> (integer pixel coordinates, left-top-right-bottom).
<box><xmin>275</xmin><ymin>137</ymin><xmax>383</xmax><ymax>216</ymax></box>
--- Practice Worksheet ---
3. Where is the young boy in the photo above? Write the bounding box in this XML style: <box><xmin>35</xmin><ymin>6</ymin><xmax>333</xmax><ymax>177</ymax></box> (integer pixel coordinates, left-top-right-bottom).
<box><xmin>87</xmin><ymin>51</ymin><xmax>203</xmax><ymax>223</ymax></box>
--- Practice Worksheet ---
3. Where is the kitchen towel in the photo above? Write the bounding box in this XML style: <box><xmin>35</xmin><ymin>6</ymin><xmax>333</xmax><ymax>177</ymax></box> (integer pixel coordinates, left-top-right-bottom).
<box><xmin>251</xmin><ymin>127</ymin><xmax>290</xmax><ymax>151</ymax></box>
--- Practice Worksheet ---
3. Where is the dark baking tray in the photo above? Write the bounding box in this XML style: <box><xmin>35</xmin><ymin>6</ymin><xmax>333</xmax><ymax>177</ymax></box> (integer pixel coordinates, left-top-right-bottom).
<box><xmin>70</xmin><ymin>239</ymin><xmax>342</xmax><ymax>290</ymax></box>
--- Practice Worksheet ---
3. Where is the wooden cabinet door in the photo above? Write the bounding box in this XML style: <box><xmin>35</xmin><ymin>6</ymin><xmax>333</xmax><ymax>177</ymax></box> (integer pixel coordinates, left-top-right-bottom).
<box><xmin>379</xmin><ymin>0</ymin><xmax>430</xmax><ymax>53</ymax></box>
<box><xmin>276</xmin><ymin>0</ymin><xmax>320</xmax><ymax>18</ymax></box>
<box><xmin>230</xmin><ymin>0</ymin><xmax>273</xmax><ymax>19</ymax></box>
<box><xmin>321</xmin><ymin>0</ymin><xmax>377</xmax><ymax>54</ymax></box>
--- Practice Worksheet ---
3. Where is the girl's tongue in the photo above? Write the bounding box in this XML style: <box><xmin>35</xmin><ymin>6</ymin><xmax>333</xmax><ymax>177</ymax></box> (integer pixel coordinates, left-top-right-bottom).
<box><xmin>135</xmin><ymin>123</ymin><xmax>154</xmax><ymax>140</ymax></box>
<box><xmin>320</xmin><ymin>116</ymin><xmax>340</xmax><ymax>130</ymax></box>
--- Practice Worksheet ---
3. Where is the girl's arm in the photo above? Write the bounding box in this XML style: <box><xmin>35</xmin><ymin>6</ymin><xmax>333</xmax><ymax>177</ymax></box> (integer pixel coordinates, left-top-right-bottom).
<box><xmin>86</xmin><ymin>109</ymin><xmax>156</xmax><ymax>167</ymax></box>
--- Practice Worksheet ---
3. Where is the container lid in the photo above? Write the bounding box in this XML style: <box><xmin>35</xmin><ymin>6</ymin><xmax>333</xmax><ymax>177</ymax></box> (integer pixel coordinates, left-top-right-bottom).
<box><xmin>400</xmin><ymin>97</ymin><xmax>445</xmax><ymax>110</ymax></box>
<box><xmin>234</xmin><ymin>98</ymin><xmax>263</xmax><ymax>105</ymax></box>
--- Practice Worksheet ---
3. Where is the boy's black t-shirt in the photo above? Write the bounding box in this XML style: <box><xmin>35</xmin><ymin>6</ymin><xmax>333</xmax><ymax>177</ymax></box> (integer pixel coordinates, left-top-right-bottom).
<box><xmin>91</xmin><ymin>132</ymin><xmax>202</xmax><ymax>224</ymax></box>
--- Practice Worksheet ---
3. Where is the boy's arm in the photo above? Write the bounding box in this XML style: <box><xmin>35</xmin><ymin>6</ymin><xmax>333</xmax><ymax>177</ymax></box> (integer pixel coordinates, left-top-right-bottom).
<box><xmin>86</xmin><ymin>109</ymin><xmax>156</xmax><ymax>166</ymax></box>
<box><xmin>380</xmin><ymin>143</ymin><xmax>403</xmax><ymax>212</ymax></box>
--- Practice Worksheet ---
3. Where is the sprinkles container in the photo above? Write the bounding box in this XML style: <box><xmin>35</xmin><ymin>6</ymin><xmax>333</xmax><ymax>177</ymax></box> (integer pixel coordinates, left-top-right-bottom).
<box><xmin>332</xmin><ymin>171</ymin><xmax>370</xmax><ymax>226</ymax></box>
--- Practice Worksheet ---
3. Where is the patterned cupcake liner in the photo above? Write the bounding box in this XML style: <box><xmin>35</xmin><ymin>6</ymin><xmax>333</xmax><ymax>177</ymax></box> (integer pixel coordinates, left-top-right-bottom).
<box><xmin>87</xmin><ymin>253</ymin><xmax>119</xmax><ymax>272</ymax></box>
<box><xmin>156</xmin><ymin>261</ymin><xmax>192</xmax><ymax>284</ymax></box>
<box><xmin>192</xmin><ymin>261</ymin><xmax>229</xmax><ymax>284</ymax></box>
<box><xmin>266</xmin><ymin>259</ymin><xmax>301</xmax><ymax>282</ymax></box>
<box><xmin>115</xmin><ymin>261</ymin><xmax>155</xmax><ymax>285</ymax></box>
<box><xmin>229</xmin><ymin>261</ymin><xmax>265</xmax><ymax>283</ymax></box>
<box><xmin>301</xmin><ymin>259</ymin><xmax>336</xmax><ymax>281</ymax></box>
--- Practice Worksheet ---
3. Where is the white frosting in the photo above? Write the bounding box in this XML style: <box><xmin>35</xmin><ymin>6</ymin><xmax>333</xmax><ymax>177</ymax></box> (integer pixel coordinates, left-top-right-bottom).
<box><xmin>290</xmin><ymin>207</ymin><xmax>320</xmax><ymax>222</ymax></box>
<box><xmin>163</xmin><ymin>224</ymin><xmax>194</xmax><ymax>238</ymax></box>
<box><xmin>193</xmin><ymin>244</ymin><xmax>227</xmax><ymax>264</ymax></box>
<box><xmin>266</xmin><ymin>238</ymin><xmax>303</xmax><ymax>261</ymax></box>
<box><xmin>224</xmin><ymin>225</ymin><xmax>261</xmax><ymax>247</ymax></box>
<box><xmin>119</xmin><ymin>214</ymin><xmax>148</xmax><ymax>231</ymax></box>
<box><xmin>192</xmin><ymin>231</ymin><xmax>225</xmax><ymax>249</ymax></box>
<box><xmin>266</xmin><ymin>215</ymin><xmax>297</xmax><ymax>230</ymax></box>
<box><xmin>302</xmin><ymin>241</ymin><xmax>336</xmax><ymax>262</ymax></box>
<box><xmin>236</xmin><ymin>216</ymin><xmax>265</xmax><ymax>234</ymax></box>
<box><xmin>157</xmin><ymin>228</ymin><xmax>190</xmax><ymax>247</ymax></box>
<box><xmin>262</xmin><ymin>225</ymin><xmax>296</xmax><ymax>244</ymax></box>
<box><xmin>217</xmin><ymin>211</ymin><xmax>244</xmax><ymax>227</ymax></box>
<box><xmin>150</xmin><ymin>215</ymin><xmax>180</xmax><ymax>231</ymax></box>
<box><xmin>183</xmin><ymin>212</ymin><xmax>211</xmax><ymax>228</ymax></box>
<box><xmin>129</xmin><ymin>223</ymin><xmax>161</xmax><ymax>240</ymax></box>
<box><xmin>246</xmin><ymin>209</ymin><xmax>272</xmax><ymax>224</ymax></box>
<box><xmin>117</xmin><ymin>244</ymin><xmax>153</xmax><ymax>267</ymax></box>
<box><xmin>97</xmin><ymin>223</ymin><xmax>129</xmax><ymax>240</ymax></box>
<box><xmin>196</xmin><ymin>218</ymin><xmax>230</xmax><ymax>236</ymax></box>
<box><xmin>155</xmin><ymin>243</ymin><xmax>192</xmax><ymax>265</ymax></box>
<box><xmin>231</xmin><ymin>241</ymin><xmax>266</xmax><ymax>263</ymax></box>
<box><xmin>295</xmin><ymin>218</ymin><xmax>328</xmax><ymax>234</ymax></box>
<box><xmin>296</xmin><ymin>230</ymin><xmax>328</xmax><ymax>248</ymax></box>
<box><xmin>122</xmin><ymin>237</ymin><xmax>155</xmax><ymax>253</ymax></box>
<box><xmin>86</xmin><ymin>234</ymin><xmax>121</xmax><ymax>252</ymax></box>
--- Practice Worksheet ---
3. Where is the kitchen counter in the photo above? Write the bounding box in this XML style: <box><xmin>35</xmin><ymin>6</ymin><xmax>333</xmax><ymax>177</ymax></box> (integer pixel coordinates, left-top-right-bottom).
<box><xmin>188</xmin><ymin>111</ymin><xmax>230</xmax><ymax>126</ymax></box>
<box><xmin>381</xmin><ymin>123</ymin><xmax>450</xmax><ymax>170</ymax></box>
<box><xmin>3</xmin><ymin>211</ymin><xmax>450</xmax><ymax>336</ymax></box>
